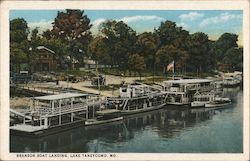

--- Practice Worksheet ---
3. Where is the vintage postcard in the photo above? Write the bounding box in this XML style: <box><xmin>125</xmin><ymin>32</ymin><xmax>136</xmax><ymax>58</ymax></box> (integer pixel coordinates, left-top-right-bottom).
<box><xmin>0</xmin><ymin>0</ymin><xmax>249</xmax><ymax>160</ymax></box>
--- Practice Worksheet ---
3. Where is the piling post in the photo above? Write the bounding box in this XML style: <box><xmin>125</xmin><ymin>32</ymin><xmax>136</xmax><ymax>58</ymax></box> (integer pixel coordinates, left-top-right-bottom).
<box><xmin>71</xmin><ymin>98</ymin><xmax>73</xmax><ymax>122</ymax></box>
<box><xmin>59</xmin><ymin>99</ymin><xmax>61</xmax><ymax>125</ymax></box>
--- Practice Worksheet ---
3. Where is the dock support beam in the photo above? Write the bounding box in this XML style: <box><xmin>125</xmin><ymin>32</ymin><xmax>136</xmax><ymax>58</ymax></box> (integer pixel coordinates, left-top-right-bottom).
<box><xmin>86</xmin><ymin>107</ymin><xmax>88</xmax><ymax>120</ymax></box>
<box><xmin>71</xmin><ymin>99</ymin><xmax>73</xmax><ymax>122</ymax></box>
<box><xmin>59</xmin><ymin>99</ymin><xmax>61</xmax><ymax>125</ymax></box>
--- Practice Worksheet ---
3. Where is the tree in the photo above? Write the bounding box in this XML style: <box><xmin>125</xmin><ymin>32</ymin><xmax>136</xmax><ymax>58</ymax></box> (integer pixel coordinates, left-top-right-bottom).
<box><xmin>88</xmin><ymin>36</ymin><xmax>111</xmax><ymax>65</ymax></box>
<box><xmin>10</xmin><ymin>42</ymin><xmax>29</xmax><ymax>72</ymax></box>
<box><xmin>155</xmin><ymin>44</ymin><xmax>188</xmax><ymax>73</ymax></box>
<box><xmin>99</xmin><ymin>20</ymin><xmax>137</xmax><ymax>70</ymax></box>
<box><xmin>128</xmin><ymin>54</ymin><xmax>146</xmax><ymax>78</ymax></box>
<box><xmin>154</xmin><ymin>20</ymin><xmax>188</xmax><ymax>47</ymax></box>
<box><xmin>43</xmin><ymin>29</ymin><xmax>53</xmax><ymax>40</ymax></box>
<box><xmin>186</xmin><ymin>32</ymin><xmax>210</xmax><ymax>73</ymax></box>
<box><xmin>136</xmin><ymin>32</ymin><xmax>158</xmax><ymax>70</ymax></box>
<box><xmin>213</xmin><ymin>33</ymin><xmax>238</xmax><ymax>61</ymax></box>
<box><xmin>10</xmin><ymin>18</ymin><xmax>29</xmax><ymax>43</ymax></box>
<box><xmin>222</xmin><ymin>47</ymin><xmax>243</xmax><ymax>71</ymax></box>
<box><xmin>51</xmin><ymin>9</ymin><xmax>92</xmax><ymax>65</ymax></box>
<box><xmin>10</xmin><ymin>18</ymin><xmax>30</xmax><ymax>72</ymax></box>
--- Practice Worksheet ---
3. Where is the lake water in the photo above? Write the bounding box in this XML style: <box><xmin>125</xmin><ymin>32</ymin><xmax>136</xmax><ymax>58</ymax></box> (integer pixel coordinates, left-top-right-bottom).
<box><xmin>10</xmin><ymin>87</ymin><xmax>243</xmax><ymax>153</ymax></box>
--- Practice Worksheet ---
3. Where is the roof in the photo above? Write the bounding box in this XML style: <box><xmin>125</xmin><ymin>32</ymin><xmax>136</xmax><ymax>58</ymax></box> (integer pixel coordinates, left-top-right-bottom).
<box><xmin>36</xmin><ymin>46</ymin><xmax>55</xmax><ymax>54</ymax></box>
<box><xmin>164</xmin><ymin>79</ymin><xmax>213</xmax><ymax>84</ymax></box>
<box><xmin>34</xmin><ymin>93</ymin><xmax>88</xmax><ymax>101</ymax></box>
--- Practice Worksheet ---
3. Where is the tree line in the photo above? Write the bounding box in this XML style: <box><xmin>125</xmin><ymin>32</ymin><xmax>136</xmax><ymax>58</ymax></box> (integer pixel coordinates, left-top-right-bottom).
<box><xmin>10</xmin><ymin>9</ymin><xmax>243</xmax><ymax>76</ymax></box>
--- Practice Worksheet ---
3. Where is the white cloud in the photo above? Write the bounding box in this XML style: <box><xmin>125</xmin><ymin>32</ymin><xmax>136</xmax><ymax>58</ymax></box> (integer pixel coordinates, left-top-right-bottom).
<box><xmin>90</xmin><ymin>18</ymin><xmax>107</xmax><ymax>34</ymax></box>
<box><xmin>28</xmin><ymin>20</ymin><xmax>53</xmax><ymax>34</ymax></box>
<box><xmin>179</xmin><ymin>12</ymin><xmax>204</xmax><ymax>21</ymax></box>
<box><xmin>90</xmin><ymin>15</ymin><xmax>165</xmax><ymax>35</ymax></box>
<box><xmin>200</xmin><ymin>12</ymin><xmax>242</xmax><ymax>27</ymax></box>
<box><xmin>119</xmin><ymin>15</ymin><xmax>164</xmax><ymax>24</ymax></box>
<box><xmin>176</xmin><ymin>22</ymin><xmax>189</xmax><ymax>30</ymax></box>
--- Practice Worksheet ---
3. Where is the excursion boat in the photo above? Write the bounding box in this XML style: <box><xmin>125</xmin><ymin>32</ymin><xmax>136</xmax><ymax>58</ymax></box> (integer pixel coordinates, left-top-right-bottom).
<box><xmin>205</xmin><ymin>97</ymin><xmax>231</xmax><ymax>107</ymax></box>
<box><xmin>105</xmin><ymin>83</ymin><xmax>167</xmax><ymax>115</ymax></box>
<box><xmin>191</xmin><ymin>91</ymin><xmax>231</xmax><ymax>108</ymax></box>
<box><xmin>222</xmin><ymin>76</ymin><xmax>241</xmax><ymax>87</ymax></box>
<box><xmin>191</xmin><ymin>91</ymin><xmax>215</xmax><ymax>107</ymax></box>
<box><xmin>222</xmin><ymin>71</ymin><xmax>242</xmax><ymax>87</ymax></box>
<box><xmin>10</xmin><ymin>93</ymin><xmax>105</xmax><ymax>137</ymax></box>
<box><xmin>162</xmin><ymin>79</ymin><xmax>215</xmax><ymax>106</ymax></box>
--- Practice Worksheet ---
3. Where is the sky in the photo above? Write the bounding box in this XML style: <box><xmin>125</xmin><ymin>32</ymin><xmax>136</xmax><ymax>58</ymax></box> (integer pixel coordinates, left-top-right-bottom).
<box><xmin>9</xmin><ymin>10</ymin><xmax>243</xmax><ymax>45</ymax></box>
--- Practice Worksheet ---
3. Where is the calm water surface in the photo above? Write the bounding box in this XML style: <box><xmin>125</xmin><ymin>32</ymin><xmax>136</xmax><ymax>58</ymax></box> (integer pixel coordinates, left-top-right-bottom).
<box><xmin>10</xmin><ymin>87</ymin><xmax>243</xmax><ymax>153</ymax></box>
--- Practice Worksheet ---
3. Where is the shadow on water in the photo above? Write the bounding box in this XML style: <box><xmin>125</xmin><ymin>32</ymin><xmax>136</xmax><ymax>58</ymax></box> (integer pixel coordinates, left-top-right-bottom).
<box><xmin>10</xmin><ymin>88</ymin><xmax>243</xmax><ymax>153</ymax></box>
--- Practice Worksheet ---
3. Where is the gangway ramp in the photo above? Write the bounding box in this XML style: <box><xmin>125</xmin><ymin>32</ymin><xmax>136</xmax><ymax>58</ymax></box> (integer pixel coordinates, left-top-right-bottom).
<box><xmin>10</xmin><ymin>109</ymin><xmax>32</xmax><ymax>120</ymax></box>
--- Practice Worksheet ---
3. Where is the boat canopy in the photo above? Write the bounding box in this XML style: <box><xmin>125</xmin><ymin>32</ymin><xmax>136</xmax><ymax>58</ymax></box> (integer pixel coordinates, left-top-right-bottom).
<box><xmin>34</xmin><ymin>93</ymin><xmax>88</xmax><ymax>101</ymax></box>
<box><xmin>164</xmin><ymin>79</ymin><xmax>213</xmax><ymax>84</ymax></box>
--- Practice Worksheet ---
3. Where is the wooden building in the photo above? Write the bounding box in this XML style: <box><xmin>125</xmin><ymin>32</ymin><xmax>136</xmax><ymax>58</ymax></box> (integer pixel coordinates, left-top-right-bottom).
<box><xmin>31</xmin><ymin>46</ymin><xmax>57</xmax><ymax>73</ymax></box>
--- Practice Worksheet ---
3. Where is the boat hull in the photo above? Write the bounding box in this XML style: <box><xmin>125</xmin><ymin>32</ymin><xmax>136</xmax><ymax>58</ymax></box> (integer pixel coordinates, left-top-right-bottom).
<box><xmin>10</xmin><ymin>120</ymin><xmax>85</xmax><ymax>137</ymax></box>
<box><xmin>191</xmin><ymin>102</ymin><xmax>206</xmax><ymax>108</ymax></box>
<box><xmin>205</xmin><ymin>102</ymin><xmax>231</xmax><ymax>108</ymax></box>
<box><xmin>85</xmin><ymin>117</ymin><xmax>123</xmax><ymax>126</ymax></box>
<box><xmin>120</xmin><ymin>103</ymin><xmax>166</xmax><ymax>115</ymax></box>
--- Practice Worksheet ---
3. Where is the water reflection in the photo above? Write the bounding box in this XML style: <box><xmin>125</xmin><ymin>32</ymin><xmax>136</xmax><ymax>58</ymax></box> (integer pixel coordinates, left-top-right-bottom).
<box><xmin>10</xmin><ymin>88</ymin><xmax>242</xmax><ymax>153</ymax></box>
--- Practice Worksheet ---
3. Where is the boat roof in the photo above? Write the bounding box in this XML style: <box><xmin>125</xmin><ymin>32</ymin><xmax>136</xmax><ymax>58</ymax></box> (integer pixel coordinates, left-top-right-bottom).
<box><xmin>34</xmin><ymin>93</ymin><xmax>88</xmax><ymax>101</ymax></box>
<box><xmin>163</xmin><ymin>79</ymin><xmax>213</xmax><ymax>84</ymax></box>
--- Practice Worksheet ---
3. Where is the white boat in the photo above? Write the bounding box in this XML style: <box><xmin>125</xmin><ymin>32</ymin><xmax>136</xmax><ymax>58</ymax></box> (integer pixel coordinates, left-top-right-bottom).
<box><xmin>10</xmin><ymin>93</ymin><xmax>104</xmax><ymax>137</ymax></box>
<box><xmin>222</xmin><ymin>76</ymin><xmax>241</xmax><ymax>87</ymax></box>
<box><xmin>205</xmin><ymin>97</ymin><xmax>231</xmax><ymax>107</ymax></box>
<box><xmin>191</xmin><ymin>91</ymin><xmax>215</xmax><ymax>107</ymax></box>
<box><xmin>106</xmin><ymin>83</ymin><xmax>167</xmax><ymax>115</ymax></box>
<box><xmin>162</xmin><ymin>79</ymin><xmax>215</xmax><ymax>106</ymax></box>
<box><xmin>222</xmin><ymin>71</ymin><xmax>242</xmax><ymax>87</ymax></box>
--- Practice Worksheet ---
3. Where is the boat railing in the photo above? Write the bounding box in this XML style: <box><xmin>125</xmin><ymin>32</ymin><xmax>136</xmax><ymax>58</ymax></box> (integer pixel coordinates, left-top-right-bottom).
<box><xmin>168</xmin><ymin>87</ymin><xmax>184</xmax><ymax>92</ymax></box>
<box><xmin>152</xmin><ymin>100</ymin><xmax>165</xmax><ymax>106</ymax></box>
<box><xmin>127</xmin><ymin>104</ymin><xmax>143</xmax><ymax>110</ymax></box>
<box><xmin>35</xmin><ymin>102</ymin><xmax>89</xmax><ymax>115</ymax></box>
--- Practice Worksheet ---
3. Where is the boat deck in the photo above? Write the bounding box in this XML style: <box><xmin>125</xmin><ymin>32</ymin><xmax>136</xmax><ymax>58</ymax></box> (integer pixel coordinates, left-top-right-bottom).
<box><xmin>10</xmin><ymin>124</ymin><xmax>45</xmax><ymax>132</ymax></box>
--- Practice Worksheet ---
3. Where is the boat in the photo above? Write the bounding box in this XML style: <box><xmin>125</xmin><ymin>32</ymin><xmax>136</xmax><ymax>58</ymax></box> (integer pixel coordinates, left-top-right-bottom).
<box><xmin>191</xmin><ymin>91</ymin><xmax>216</xmax><ymax>107</ymax></box>
<box><xmin>205</xmin><ymin>97</ymin><xmax>231</xmax><ymax>107</ymax></box>
<box><xmin>105</xmin><ymin>83</ymin><xmax>167</xmax><ymax>115</ymax></box>
<box><xmin>222</xmin><ymin>76</ymin><xmax>241</xmax><ymax>87</ymax></box>
<box><xmin>10</xmin><ymin>93</ymin><xmax>104</xmax><ymax>137</ymax></box>
<box><xmin>222</xmin><ymin>71</ymin><xmax>242</xmax><ymax>87</ymax></box>
<box><xmin>85</xmin><ymin>109</ymin><xmax>123</xmax><ymax>126</ymax></box>
<box><xmin>191</xmin><ymin>90</ymin><xmax>231</xmax><ymax>108</ymax></box>
<box><xmin>162</xmin><ymin>79</ymin><xmax>215</xmax><ymax>106</ymax></box>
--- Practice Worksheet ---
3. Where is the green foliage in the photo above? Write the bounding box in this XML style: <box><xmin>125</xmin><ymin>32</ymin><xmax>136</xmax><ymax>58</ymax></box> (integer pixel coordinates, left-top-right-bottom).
<box><xmin>186</xmin><ymin>32</ymin><xmax>210</xmax><ymax>72</ymax></box>
<box><xmin>128</xmin><ymin>54</ymin><xmax>146</xmax><ymax>72</ymax></box>
<box><xmin>51</xmin><ymin>9</ymin><xmax>93</xmax><ymax>65</ymax></box>
<box><xmin>98</xmin><ymin>20</ymin><xmax>137</xmax><ymax>70</ymax></box>
<box><xmin>88</xmin><ymin>36</ymin><xmax>111</xmax><ymax>65</ymax></box>
<box><xmin>222</xmin><ymin>47</ymin><xmax>243</xmax><ymax>71</ymax></box>
<box><xmin>136</xmin><ymin>32</ymin><xmax>158</xmax><ymax>70</ymax></box>
<box><xmin>10</xmin><ymin>18</ymin><xmax>30</xmax><ymax>72</ymax></box>
<box><xmin>10</xmin><ymin>13</ymin><xmax>243</xmax><ymax>75</ymax></box>
<box><xmin>10</xmin><ymin>18</ymin><xmax>29</xmax><ymax>43</ymax></box>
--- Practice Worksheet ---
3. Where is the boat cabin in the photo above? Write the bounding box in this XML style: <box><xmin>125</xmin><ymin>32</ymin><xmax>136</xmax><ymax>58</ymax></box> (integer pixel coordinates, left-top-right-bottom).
<box><xmin>162</xmin><ymin>79</ymin><xmax>214</xmax><ymax>105</ymax></box>
<box><xmin>119</xmin><ymin>84</ymin><xmax>157</xmax><ymax>98</ymax></box>
<box><xmin>163</xmin><ymin>79</ymin><xmax>214</xmax><ymax>93</ymax></box>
